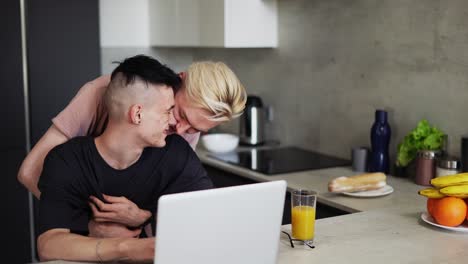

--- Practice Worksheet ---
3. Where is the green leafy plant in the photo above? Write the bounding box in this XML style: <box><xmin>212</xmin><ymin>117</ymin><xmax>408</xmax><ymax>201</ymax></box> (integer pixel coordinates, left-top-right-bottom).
<box><xmin>396</xmin><ymin>120</ymin><xmax>445</xmax><ymax>167</ymax></box>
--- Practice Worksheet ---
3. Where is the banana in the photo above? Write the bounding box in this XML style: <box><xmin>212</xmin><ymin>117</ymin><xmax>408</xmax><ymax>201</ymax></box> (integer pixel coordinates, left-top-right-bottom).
<box><xmin>439</xmin><ymin>184</ymin><xmax>468</xmax><ymax>198</ymax></box>
<box><xmin>430</xmin><ymin>173</ymin><xmax>468</xmax><ymax>188</ymax></box>
<box><xmin>418</xmin><ymin>188</ymin><xmax>445</xmax><ymax>199</ymax></box>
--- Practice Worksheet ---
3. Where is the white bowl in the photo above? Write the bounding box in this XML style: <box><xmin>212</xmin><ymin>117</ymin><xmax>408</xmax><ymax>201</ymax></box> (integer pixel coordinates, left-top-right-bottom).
<box><xmin>201</xmin><ymin>133</ymin><xmax>239</xmax><ymax>153</ymax></box>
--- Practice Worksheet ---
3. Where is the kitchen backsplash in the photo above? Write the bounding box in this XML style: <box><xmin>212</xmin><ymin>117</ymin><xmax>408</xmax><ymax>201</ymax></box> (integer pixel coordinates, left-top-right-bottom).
<box><xmin>101</xmin><ymin>0</ymin><xmax>468</xmax><ymax>163</ymax></box>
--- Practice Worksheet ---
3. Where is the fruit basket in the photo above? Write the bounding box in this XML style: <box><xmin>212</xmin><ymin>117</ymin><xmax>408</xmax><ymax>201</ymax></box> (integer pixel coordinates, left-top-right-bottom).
<box><xmin>418</xmin><ymin>173</ymin><xmax>468</xmax><ymax>231</ymax></box>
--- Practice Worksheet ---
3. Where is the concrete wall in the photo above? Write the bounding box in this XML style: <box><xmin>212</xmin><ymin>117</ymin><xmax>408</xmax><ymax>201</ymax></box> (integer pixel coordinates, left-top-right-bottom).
<box><xmin>102</xmin><ymin>0</ymin><xmax>468</xmax><ymax>164</ymax></box>
<box><xmin>193</xmin><ymin>0</ymin><xmax>468</xmax><ymax>162</ymax></box>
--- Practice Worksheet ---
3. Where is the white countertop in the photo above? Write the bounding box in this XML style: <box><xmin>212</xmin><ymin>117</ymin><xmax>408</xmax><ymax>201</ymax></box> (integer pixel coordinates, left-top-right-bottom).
<box><xmin>199</xmin><ymin>147</ymin><xmax>468</xmax><ymax>264</ymax></box>
<box><xmin>278</xmin><ymin>207</ymin><xmax>468</xmax><ymax>264</ymax></box>
<box><xmin>198</xmin><ymin>148</ymin><xmax>425</xmax><ymax>213</ymax></box>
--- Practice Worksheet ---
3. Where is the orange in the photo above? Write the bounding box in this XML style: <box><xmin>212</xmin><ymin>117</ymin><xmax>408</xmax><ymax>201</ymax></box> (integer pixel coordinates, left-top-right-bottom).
<box><xmin>432</xmin><ymin>197</ymin><xmax>467</xmax><ymax>227</ymax></box>
<box><xmin>465</xmin><ymin>199</ymin><xmax>468</xmax><ymax>221</ymax></box>
<box><xmin>426</xmin><ymin>198</ymin><xmax>439</xmax><ymax>217</ymax></box>
<box><xmin>466</xmin><ymin>199</ymin><xmax>468</xmax><ymax>221</ymax></box>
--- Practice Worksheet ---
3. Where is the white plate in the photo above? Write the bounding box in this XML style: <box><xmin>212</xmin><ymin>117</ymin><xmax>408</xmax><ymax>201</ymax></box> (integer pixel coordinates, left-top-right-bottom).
<box><xmin>420</xmin><ymin>212</ymin><xmax>468</xmax><ymax>233</ymax></box>
<box><xmin>342</xmin><ymin>185</ymin><xmax>394</xmax><ymax>197</ymax></box>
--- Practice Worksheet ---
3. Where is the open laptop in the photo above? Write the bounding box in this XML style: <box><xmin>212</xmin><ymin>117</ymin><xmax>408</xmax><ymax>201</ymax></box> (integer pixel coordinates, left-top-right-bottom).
<box><xmin>154</xmin><ymin>180</ymin><xmax>287</xmax><ymax>264</ymax></box>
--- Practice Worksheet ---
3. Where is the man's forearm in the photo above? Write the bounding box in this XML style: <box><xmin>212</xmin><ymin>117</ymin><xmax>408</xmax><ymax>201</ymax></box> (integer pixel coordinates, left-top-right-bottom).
<box><xmin>88</xmin><ymin>220</ymin><xmax>143</xmax><ymax>238</ymax></box>
<box><xmin>16</xmin><ymin>131</ymin><xmax>39</xmax><ymax>197</ymax></box>
<box><xmin>38</xmin><ymin>229</ymin><xmax>129</xmax><ymax>262</ymax></box>
<box><xmin>17</xmin><ymin>154</ymin><xmax>42</xmax><ymax>198</ymax></box>
<box><xmin>18</xmin><ymin>125</ymin><xmax>69</xmax><ymax>199</ymax></box>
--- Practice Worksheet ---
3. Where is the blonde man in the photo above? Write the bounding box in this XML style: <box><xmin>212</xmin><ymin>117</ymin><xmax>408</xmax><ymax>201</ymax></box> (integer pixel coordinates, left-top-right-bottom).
<box><xmin>18</xmin><ymin>56</ymin><xmax>246</xmax><ymax>238</ymax></box>
<box><xmin>174</xmin><ymin>61</ymin><xmax>247</xmax><ymax>134</ymax></box>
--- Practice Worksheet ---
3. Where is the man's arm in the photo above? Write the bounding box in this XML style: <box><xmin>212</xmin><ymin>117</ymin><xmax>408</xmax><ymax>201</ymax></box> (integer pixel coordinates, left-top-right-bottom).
<box><xmin>18</xmin><ymin>75</ymin><xmax>110</xmax><ymax>198</ymax></box>
<box><xmin>88</xmin><ymin>220</ymin><xmax>142</xmax><ymax>238</ymax></box>
<box><xmin>38</xmin><ymin>228</ymin><xmax>154</xmax><ymax>262</ymax></box>
<box><xmin>17</xmin><ymin>125</ymin><xmax>68</xmax><ymax>198</ymax></box>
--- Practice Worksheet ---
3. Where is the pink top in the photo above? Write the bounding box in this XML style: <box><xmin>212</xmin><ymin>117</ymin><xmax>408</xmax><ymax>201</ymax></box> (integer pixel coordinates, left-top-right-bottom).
<box><xmin>52</xmin><ymin>75</ymin><xmax>200</xmax><ymax>149</ymax></box>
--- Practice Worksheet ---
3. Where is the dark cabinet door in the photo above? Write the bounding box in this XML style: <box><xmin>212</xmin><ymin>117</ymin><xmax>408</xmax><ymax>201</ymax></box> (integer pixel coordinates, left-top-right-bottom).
<box><xmin>204</xmin><ymin>165</ymin><xmax>292</xmax><ymax>224</ymax></box>
<box><xmin>1</xmin><ymin>0</ymin><xmax>101</xmax><ymax>262</ymax></box>
<box><xmin>3</xmin><ymin>0</ymin><xmax>27</xmax><ymax>148</ymax></box>
<box><xmin>1</xmin><ymin>1</ymin><xmax>31</xmax><ymax>263</ymax></box>
<box><xmin>206</xmin><ymin>165</ymin><xmax>258</xmax><ymax>188</ymax></box>
<box><xmin>27</xmin><ymin>0</ymin><xmax>101</xmax><ymax>144</ymax></box>
<box><xmin>2</xmin><ymin>150</ymin><xmax>31</xmax><ymax>263</ymax></box>
<box><xmin>26</xmin><ymin>0</ymin><xmax>102</xmax><ymax>255</ymax></box>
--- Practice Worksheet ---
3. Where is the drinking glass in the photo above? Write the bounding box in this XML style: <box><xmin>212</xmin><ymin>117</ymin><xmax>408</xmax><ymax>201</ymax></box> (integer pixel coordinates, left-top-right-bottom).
<box><xmin>291</xmin><ymin>189</ymin><xmax>317</xmax><ymax>247</ymax></box>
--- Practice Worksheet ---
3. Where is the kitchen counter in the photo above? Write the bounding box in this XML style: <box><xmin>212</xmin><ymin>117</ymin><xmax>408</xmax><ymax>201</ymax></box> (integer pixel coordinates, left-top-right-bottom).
<box><xmin>198</xmin><ymin>148</ymin><xmax>426</xmax><ymax>213</ymax></box>
<box><xmin>199</xmin><ymin>147</ymin><xmax>468</xmax><ymax>263</ymax></box>
<box><xmin>278</xmin><ymin>207</ymin><xmax>468</xmax><ymax>264</ymax></box>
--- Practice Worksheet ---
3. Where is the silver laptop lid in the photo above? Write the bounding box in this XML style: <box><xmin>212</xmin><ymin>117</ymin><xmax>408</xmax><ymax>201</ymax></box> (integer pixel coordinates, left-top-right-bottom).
<box><xmin>154</xmin><ymin>180</ymin><xmax>287</xmax><ymax>264</ymax></box>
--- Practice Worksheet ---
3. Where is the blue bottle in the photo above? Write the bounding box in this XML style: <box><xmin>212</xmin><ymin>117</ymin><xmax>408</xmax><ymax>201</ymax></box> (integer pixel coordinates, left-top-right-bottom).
<box><xmin>369</xmin><ymin>110</ymin><xmax>391</xmax><ymax>173</ymax></box>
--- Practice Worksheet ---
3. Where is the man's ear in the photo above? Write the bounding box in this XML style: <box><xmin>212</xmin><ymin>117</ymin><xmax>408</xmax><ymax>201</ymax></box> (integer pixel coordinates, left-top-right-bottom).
<box><xmin>129</xmin><ymin>104</ymin><xmax>143</xmax><ymax>125</ymax></box>
<box><xmin>179</xmin><ymin>71</ymin><xmax>186</xmax><ymax>81</ymax></box>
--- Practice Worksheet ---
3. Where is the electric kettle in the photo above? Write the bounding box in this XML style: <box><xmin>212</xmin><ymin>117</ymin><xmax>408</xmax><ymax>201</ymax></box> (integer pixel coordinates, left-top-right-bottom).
<box><xmin>239</xmin><ymin>95</ymin><xmax>265</xmax><ymax>145</ymax></box>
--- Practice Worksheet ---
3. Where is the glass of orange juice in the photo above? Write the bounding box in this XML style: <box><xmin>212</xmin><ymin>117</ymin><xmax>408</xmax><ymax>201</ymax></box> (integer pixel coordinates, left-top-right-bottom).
<box><xmin>291</xmin><ymin>189</ymin><xmax>317</xmax><ymax>246</ymax></box>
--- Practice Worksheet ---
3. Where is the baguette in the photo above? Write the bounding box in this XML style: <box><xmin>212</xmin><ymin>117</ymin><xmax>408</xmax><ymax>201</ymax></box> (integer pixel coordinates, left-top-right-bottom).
<box><xmin>328</xmin><ymin>172</ymin><xmax>387</xmax><ymax>193</ymax></box>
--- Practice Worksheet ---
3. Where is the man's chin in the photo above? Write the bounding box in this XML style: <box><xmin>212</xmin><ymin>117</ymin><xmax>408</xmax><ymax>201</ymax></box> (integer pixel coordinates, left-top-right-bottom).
<box><xmin>153</xmin><ymin>139</ymin><xmax>166</xmax><ymax>148</ymax></box>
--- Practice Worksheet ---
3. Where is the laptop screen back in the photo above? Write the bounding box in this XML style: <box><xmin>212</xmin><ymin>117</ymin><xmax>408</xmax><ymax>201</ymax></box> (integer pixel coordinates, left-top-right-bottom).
<box><xmin>154</xmin><ymin>180</ymin><xmax>287</xmax><ymax>264</ymax></box>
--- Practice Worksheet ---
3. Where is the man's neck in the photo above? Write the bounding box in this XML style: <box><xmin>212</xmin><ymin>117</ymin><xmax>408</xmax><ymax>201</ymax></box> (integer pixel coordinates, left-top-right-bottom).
<box><xmin>94</xmin><ymin>124</ymin><xmax>144</xmax><ymax>170</ymax></box>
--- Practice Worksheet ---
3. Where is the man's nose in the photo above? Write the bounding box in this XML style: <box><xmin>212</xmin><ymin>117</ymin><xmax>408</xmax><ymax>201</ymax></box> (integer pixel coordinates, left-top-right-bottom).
<box><xmin>169</xmin><ymin>112</ymin><xmax>177</xmax><ymax>127</ymax></box>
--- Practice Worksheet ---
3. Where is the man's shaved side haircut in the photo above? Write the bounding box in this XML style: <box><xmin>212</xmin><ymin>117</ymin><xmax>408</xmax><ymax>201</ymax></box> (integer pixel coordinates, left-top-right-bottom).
<box><xmin>103</xmin><ymin>55</ymin><xmax>181</xmax><ymax>120</ymax></box>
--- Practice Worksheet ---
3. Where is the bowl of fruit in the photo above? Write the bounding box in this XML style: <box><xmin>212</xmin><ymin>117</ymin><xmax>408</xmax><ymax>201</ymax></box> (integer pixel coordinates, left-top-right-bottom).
<box><xmin>418</xmin><ymin>173</ymin><xmax>468</xmax><ymax>232</ymax></box>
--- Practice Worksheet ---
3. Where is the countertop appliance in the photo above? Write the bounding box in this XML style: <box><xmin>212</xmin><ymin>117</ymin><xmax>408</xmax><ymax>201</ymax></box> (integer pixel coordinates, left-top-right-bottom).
<box><xmin>209</xmin><ymin>146</ymin><xmax>350</xmax><ymax>175</ymax></box>
<box><xmin>239</xmin><ymin>95</ymin><xmax>265</xmax><ymax>145</ymax></box>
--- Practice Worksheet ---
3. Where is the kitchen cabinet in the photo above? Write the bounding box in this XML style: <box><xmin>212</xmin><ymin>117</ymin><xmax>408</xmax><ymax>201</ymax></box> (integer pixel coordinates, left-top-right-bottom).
<box><xmin>2</xmin><ymin>0</ymin><xmax>101</xmax><ymax>262</ymax></box>
<box><xmin>100</xmin><ymin>0</ymin><xmax>278</xmax><ymax>48</ymax></box>
<box><xmin>205</xmin><ymin>165</ymin><xmax>291</xmax><ymax>224</ymax></box>
<box><xmin>27</xmin><ymin>0</ymin><xmax>101</xmax><ymax>144</ymax></box>
<box><xmin>28</xmin><ymin>1</ymin><xmax>101</xmax><ymax>259</ymax></box>
<box><xmin>204</xmin><ymin>164</ymin><xmax>350</xmax><ymax>225</ymax></box>
<box><xmin>2</xmin><ymin>2</ymin><xmax>30</xmax><ymax>263</ymax></box>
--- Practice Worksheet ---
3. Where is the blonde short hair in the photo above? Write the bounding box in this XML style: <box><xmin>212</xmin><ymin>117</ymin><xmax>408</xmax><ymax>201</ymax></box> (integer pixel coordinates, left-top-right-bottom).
<box><xmin>184</xmin><ymin>61</ymin><xmax>247</xmax><ymax>122</ymax></box>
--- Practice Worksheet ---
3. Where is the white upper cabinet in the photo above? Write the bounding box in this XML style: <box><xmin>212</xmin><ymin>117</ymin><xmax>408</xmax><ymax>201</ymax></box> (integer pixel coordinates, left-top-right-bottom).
<box><xmin>100</xmin><ymin>0</ymin><xmax>278</xmax><ymax>48</ymax></box>
<box><xmin>100</xmin><ymin>0</ymin><xmax>151</xmax><ymax>47</ymax></box>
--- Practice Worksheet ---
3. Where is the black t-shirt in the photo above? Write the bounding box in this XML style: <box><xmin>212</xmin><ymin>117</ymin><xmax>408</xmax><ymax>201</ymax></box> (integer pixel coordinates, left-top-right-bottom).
<box><xmin>38</xmin><ymin>135</ymin><xmax>213</xmax><ymax>236</ymax></box>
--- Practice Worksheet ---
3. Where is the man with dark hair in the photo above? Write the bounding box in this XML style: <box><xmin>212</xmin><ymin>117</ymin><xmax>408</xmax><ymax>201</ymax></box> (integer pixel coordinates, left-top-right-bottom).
<box><xmin>37</xmin><ymin>55</ymin><xmax>213</xmax><ymax>262</ymax></box>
